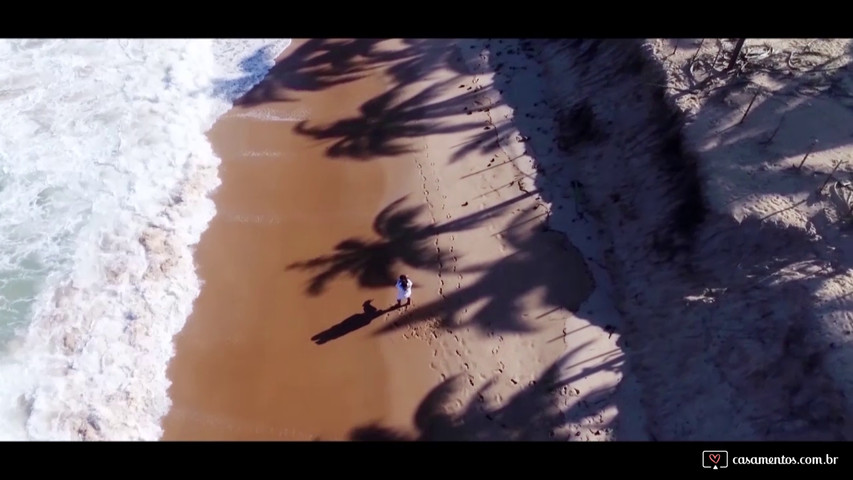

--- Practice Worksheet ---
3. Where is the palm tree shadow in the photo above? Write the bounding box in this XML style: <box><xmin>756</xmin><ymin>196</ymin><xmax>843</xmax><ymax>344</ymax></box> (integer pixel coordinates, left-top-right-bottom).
<box><xmin>220</xmin><ymin>38</ymin><xmax>476</xmax><ymax>110</ymax></box>
<box><xmin>229</xmin><ymin>39</ymin><xmax>406</xmax><ymax>107</ymax></box>
<box><xmin>213</xmin><ymin>39</ymin><xmax>509</xmax><ymax>163</ymax></box>
<box><xmin>349</xmin><ymin>348</ymin><xmax>618</xmax><ymax>441</ymax></box>
<box><xmin>287</xmin><ymin>193</ymin><xmax>531</xmax><ymax>296</ymax></box>
<box><xmin>293</xmin><ymin>79</ymin><xmax>498</xmax><ymax>160</ymax></box>
<box><xmin>311</xmin><ymin>300</ymin><xmax>387</xmax><ymax>345</ymax></box>
<box><xmin>374</xmin><ymin>207</ymin><xmax>596</xmax><ymax>335</ymax></box>
<box><xmin>511</xmin><ymin>38</ymin><xmax>853</xmax><ymax>440</ymax></box>
<box><xmin>382</xmin><ymin>38</ymin><xmax>476</xmax><ymax>86</ymax></box>
<box><xmin>286</xmin><ymin>196</ymin><xmax>439</xmax><ymax>295</ymax></box>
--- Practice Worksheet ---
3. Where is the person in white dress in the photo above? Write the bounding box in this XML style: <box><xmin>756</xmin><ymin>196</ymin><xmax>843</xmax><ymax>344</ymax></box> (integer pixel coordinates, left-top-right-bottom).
<box><xmin>395</xmin><ymin>274</ymin><xmax>413</xmax><ymax>307</ymax></box>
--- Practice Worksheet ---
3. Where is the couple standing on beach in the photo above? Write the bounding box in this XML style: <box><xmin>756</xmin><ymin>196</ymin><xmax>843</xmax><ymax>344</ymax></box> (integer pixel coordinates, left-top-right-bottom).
<box><xmin>395</xmin><ymin>274</ymin><xmax>413</xmax><ymax>308</ymax></box>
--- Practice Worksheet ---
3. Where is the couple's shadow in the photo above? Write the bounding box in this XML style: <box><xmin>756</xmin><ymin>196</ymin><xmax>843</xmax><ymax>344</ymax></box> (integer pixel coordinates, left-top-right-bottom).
<box><xmin>312</xmin><ymin>300</ymin><xmax>400</xmax><ymax>345</ymax></box>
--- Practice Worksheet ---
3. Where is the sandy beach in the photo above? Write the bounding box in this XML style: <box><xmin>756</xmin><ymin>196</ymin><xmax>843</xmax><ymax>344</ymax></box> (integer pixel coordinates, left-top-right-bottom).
<box><xmin>161</xmin><ymin>38</ymin><xmax>641</xmax><ymax>441</ymax></box>
<box><xmin>161</xmin><ymin>37</ymin><xmax>853</xmax><ymax>441</ymax></box>
<box><xmin>9</xmin><ymin>37</ymin><xmax>853</xmax><ymax>443</ymax></box>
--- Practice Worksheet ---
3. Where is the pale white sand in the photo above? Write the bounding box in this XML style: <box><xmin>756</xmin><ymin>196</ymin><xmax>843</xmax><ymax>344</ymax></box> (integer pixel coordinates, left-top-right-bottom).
<box><xmin>518</xmin><ymin>38</ymin><xmax>853</xmax><ymax>440</ymax></box>
<box><xmin>451</xmin><ymin>39</ymin><xmax>648</xmax><ymax>440</ymax></box>
<box><xmin>651</xmin><ymin>38</ymin><xmax>853</xmax><ymax>439</ymax></box>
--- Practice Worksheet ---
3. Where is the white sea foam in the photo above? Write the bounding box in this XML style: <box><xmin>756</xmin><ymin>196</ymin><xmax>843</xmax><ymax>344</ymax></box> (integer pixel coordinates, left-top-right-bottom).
<box><xmin>227</xmin><ymin>107</ymin><xmax>309</xmax><ymax>122</ymax></box>
<box><xmin>242</xmin><ymin>151</ymin><xmax>283</xmax><ymax>158</ymax></box>
<box><xmin>0</xmin><ymin>38</ymin><xmax>290</xmax><ymax>440</ymax></box>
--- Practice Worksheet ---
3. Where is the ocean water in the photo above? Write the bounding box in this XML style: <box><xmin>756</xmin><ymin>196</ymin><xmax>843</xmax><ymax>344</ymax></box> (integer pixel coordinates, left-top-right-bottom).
<box><xmin>0</xmin><ymin>38</ymin><xmax>291</xmax><ymax>440</ymax></box>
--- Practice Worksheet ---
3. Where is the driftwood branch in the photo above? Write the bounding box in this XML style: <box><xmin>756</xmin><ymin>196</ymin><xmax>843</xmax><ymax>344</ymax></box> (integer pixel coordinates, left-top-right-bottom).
<box><xmin>819</xmin><ymin>160</ymin><xmax>844</xmax><ymax>194</ymax></box>
<box><xmin>728</xmin><ymin>38</ymin><xmax>747</xmax><ymax>71</ymax></box>
<box><xmin>690</xmin><ymin>39</ymin><xmax>705</xmax><ymax>64</ymax></box>
<box><xmin>760</xmin><ymin>114</ymin><xmax>786</xmax><ymax>145</ymax></box>
<box><xmin>738</xmin><ymin>91</ymin><xmax>761</xmax><ymax>125</ymax></box>
<box><xmin>797</xmin><ymin>139</ymin><xmax>819</xmax><ymax>170</ymax></box>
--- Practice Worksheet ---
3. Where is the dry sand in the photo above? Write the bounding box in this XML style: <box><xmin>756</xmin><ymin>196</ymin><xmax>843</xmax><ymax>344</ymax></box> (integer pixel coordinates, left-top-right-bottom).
<box><xmin>161</xmin><ymin>38</ymin><xmax>645</xmax><ymax>441</ymax></box>
<box><xmin>648</xmin><ymin>38</ymin><xmax>853</xmax><ymax>439</ymax></box>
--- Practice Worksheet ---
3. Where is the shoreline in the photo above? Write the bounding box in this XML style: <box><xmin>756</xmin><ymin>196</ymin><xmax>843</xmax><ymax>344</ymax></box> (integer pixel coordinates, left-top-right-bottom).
<box><xmin>0</xmin><ymin>39</ymin><xmax>288</xmax><ymax>441</ymax></box>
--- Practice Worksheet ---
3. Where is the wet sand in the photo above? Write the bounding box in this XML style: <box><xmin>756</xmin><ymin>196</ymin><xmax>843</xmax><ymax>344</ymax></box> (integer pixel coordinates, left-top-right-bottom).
<box><xmin>161</xmin><ymin>39</ymin><xmax>435</xmax><ymax>440</ymax></box>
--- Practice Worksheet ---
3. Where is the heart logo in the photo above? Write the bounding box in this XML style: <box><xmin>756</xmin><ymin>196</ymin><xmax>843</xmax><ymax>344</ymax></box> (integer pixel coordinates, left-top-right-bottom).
<box><xmin>709</xmin><ymin>454</ymin><xmax>720</xmax><ymax>464</ymax></box>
